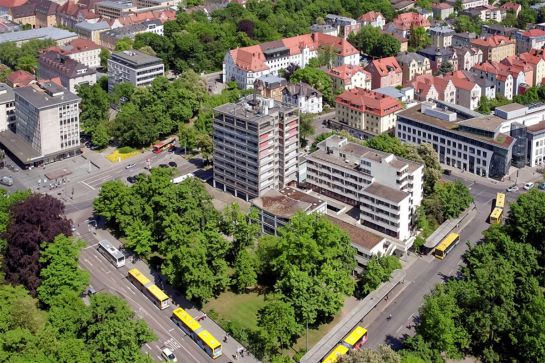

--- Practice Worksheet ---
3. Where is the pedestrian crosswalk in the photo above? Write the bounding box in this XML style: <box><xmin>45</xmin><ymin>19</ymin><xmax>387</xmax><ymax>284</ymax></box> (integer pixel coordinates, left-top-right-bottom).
<box><xmin>164</xmin><ymin>337</ymin><xmax>182</xmax><ymax>351</ymax></box>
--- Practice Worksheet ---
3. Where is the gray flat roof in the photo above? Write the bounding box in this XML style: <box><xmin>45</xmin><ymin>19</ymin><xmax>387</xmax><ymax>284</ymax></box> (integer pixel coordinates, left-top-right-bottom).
<box><xmin>96</xmin><ymin>0</ymin><xmax>134</xmax><ymax>9</ymax></box>
<box><xmin>495</xmin><ymin>103</ymin><xmax>526</xmax><ymax>112</ymax></box>
<box><xmin>0</xmin><ymin>83</ymin><xmax>14</xmax><ymax>104</ymax></box>
<box><xmin>0</xmin><ymin>130</ymin><xmax>40</xmax><ymax>163</ymax></box>
<box><xmin>111</xmin><ymin>50</ymin><xmax>162</xmax><ymax>66</ymax></box>
<box><xmin>0</xmin><ymin>27</ymin><xmax>77</xmax><ymax>44</ymax></box>
<box><xmin>362</xmin><ymin>182</ymin><xmax>409</xmax><ymax>203</ymax></box>
<box><xmin>14</xmin><ymin>82</ymin><xmax>80</xmax><ymax>110</ymax></box>
<box><xmin>75</xmin><ymin>21</ymin><xmax>110</xmax><ymax>31</ymax></box>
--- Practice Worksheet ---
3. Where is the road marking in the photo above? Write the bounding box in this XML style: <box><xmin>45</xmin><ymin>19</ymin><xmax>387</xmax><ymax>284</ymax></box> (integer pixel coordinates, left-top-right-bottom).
<box><xmin>395</xmin><ymin>325</ymin><xmax>404</xmax><ymax>334</ymax></box>
<box><xmin>83</xmin><ymin>258</ymin><xmax>93</xmax><ymax>267</ymax></box>
<box><xmin>80</xmin><ymin>181</ymin><xmax>95</xmax><ymax>190</ymax></box>
<box><xmin>84</xmin><ymin>243</ymin><xmax>98</xmax><ymax>250</ymax></box>
<box><xmin>145</xmin><ymin>343</ymin><xmax>151</xmax><ymax>350</ymax></box>
<box><xmin>164</xmin><ymin>337</ymin><xmax>182</xmax><ymax>351</ymax></box>
<box><xmin>156</xmin><ymin>355</ymin><xmax>161</xmax><ymax>361</ymax></box>
<box><xmin>126</xmin><ymin>286</ymin><xmax>136</xmax><ymax>295</ymax></box>
<box><xmin>168</xmin><ymin>328</ymin><xmax>174</xmax><ymax>332</ymax></box>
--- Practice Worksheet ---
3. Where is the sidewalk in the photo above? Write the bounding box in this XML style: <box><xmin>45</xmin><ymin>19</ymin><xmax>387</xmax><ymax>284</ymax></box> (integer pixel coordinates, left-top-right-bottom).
<box><xmin>447</xmin><ymin>165</ymin><xmax>544</xmax><ymax>189</ymax></box>
<box><xmin>94</xmin><ymin>228</ymin><xmax>259</xmax><ymax>363</ymax></box>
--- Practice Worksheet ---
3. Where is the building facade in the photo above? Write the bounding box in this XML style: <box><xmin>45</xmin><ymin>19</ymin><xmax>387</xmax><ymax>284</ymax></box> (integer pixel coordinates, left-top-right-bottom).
<box><xmin>366</xmin><ymin>56</ymin><xmax>403</xmax><ymax>89</ymax></box>
<box><xmin>305</xmin><ymin>135</ymin><xmax>424</xmax><ymax>246</ymax></box>
<box><xmin>107</xmin><ymin>50</ymin><xmax>164</xmax><ymax>92</ymax></box>
<box><xmin>396</xmin><ymin>52</ymin><xmax>432</xmax><ymax>85</ymax></box>
<box><xmin>471</xmin><ymin>35</ymin><xmax>516</xmax><ymax>62</ymax></box>
<box><xmin>47</xmin><ymin>38</ymin><xmax>101</xmax><ymax>69</ymax></box>
<box><xmin>326</xmin><ymin>64</ymin><xmax>372</xmax><ymax>91</ymax></box>
<box><xmin>429</xmin><ymin>26</ymin><xmax>455</xmax><ymax>48</ymax></box>
<box><xmin>282</xmin><ymin>83</ymin><xmax>322</xmax><ymax>114</ymax></box>
<box><xmin>8</xmin><ymin>81</ymin><xmax>80</xmax><ymax>164</ymax></box>
<box><xmin>213</xmin><ymin>95</ymin><xmax>299</xmax><ymax>201</ymax></box>
<box><xmin>223</xmin><ymin>33</ymin><xmax>359</xmax><ymax>89</ymax></box>
<box><xmin>0</xmin><ymin>83</ymin><xmax>15</xmax><ymax>132</ymax></box>
<box><xmin>515</xmin><ymin>29</ymin><xmax>545</xmax><ymax>54</ymax></box>
<box><xmin>38</xmin><ymin>51</ymin><xmax>96</xmax><ymax>94</ymax></box>
<box><xmin>335</xmin><ymin>88</ymin><xmax>402</xmax><ymax>136</ymax></box>
<box><xmin>396</xmin><ymin>101</ymin><xmax>515</xmax><ymax>179</ymax></box>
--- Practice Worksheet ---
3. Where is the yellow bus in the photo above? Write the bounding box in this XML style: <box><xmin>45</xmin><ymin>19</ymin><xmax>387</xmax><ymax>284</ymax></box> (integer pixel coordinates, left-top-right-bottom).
<box><xmin>127</xmin><ymin>268</ymin><xmax>151</xmax><ymax>293</ymax></box>
<box><xmin>171</xmin><ymin>308</ymin><xmax>222</xmax><ymax>359</ymax></box>
<box><xmin>172</xmin><ymin>307</ymin><xmax>201</xmax><ymax>338</ymax></box>
<box><xmin>489</xmin><ymin>207</ymin><xmax>503</xmax><ymax>225</ymax></box>
<box><xmin>322</xmin><ymin>345</ymin><xmax>349</xmax><ymax>363</ymax></box>
<box><xmin>196</xmin><ymin>330</ymin><xmax>222</xmax><ymax>359</ymax></box>
<box><xmin>434</xmin><ymin>233</ymin><xmax>461</xmax><ymax>260</ymax></box>
<box><xmin>343</xmin><ymin>326</ymin><xmax>368</xmax><ymax>350</ymax></box>
<box><xmin>145</xmin><ymin>284</ymin><xmax>170</xmax><ymax>310</ymax></box>
<box><xmin>127</xmin><ymin>268</ymin><xmax>170</xmax><ymax>309</ymax></box>
<box><xmin>495</xmin><ymin>192</ymin><xmax>506</xmax><ymax>209</ymax></box>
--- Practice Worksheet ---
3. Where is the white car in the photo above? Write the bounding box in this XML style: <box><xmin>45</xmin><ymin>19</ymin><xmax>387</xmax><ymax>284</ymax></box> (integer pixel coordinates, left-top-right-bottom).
<box><xmin>524</xmin><ymin>182</ymin><xmax>534</xmax><ymax>190</ymax></box>
<box><xmin>506</xmin><ymin>185</ymin><xmax>519</xmax><ymax>192</ymax></box>
<box><xmin>161</xmin><ymin>347</ymin><xmax>177</xmax><ymax>362</ymax></box>
<box><xmin>125</xmin><ymin>163</ymin><xmax>136</xmax><ymax>169</ymax></box>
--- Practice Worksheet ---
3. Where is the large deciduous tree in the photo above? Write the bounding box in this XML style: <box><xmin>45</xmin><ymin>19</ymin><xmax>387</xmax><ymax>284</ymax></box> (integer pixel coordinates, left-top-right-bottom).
<box><xmin>3</xmin><ymin>194</ymin><xmax>71</xmax><ymax>296</ymax></box>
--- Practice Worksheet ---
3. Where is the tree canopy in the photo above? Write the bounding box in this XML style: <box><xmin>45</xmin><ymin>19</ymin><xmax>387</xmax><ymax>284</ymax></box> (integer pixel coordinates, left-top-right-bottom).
<box><xmin>348</xmin><ymin>25</ymin><xmax>400</xmax><ymax>58</ymax></box>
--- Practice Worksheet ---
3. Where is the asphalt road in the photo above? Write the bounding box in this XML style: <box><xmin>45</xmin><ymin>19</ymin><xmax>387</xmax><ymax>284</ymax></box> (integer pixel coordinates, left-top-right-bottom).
<box><xmin>363</xmin><ymin>175</ymin><xmax>525</xmax><ymax>349</ymax></box>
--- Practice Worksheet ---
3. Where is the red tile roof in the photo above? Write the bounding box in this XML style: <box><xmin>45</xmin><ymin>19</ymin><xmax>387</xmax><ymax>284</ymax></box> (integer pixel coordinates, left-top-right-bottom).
<box><xmin>500</xmin><ymin>2</ymin><xmax>521</xmax><ymax>12</ymax></box>
<box><xmin>367</xmin><ymin>56</ymin><xmax>402</xmax><ymax>77</ymax></box>
<box><xmin>0</xmin><ymin>0</ymin><xmax>26</xmax><ymax>7</ymax></box>
<box><xmin>443</xmin><ymin>73</ymin><xmax>478</xmax><ymax>91</ymax></box>
<box><xmin>520</xmin><ymin>52</ymin><xmax>544</xmax><ymax>65</ymax></box>
<box><xmin>392</xmin><ymin>12</ymin><xmax>430</xmax><ymax>31</ymax></box>
<box><xmin>472</xmin><ymin>61</ymin><xmax>513</xmax><ymax>81</ymax></box>
<box><xmin>326</xmin><ymin>64</ymin><xmax>371</xmax><ymax>84</ymax></box>
<box><xmin>115</xmin><ymin>9</ymin><xmax>176</xmax><ymax>26</ymax></box>
<box><xmin>336</xmin><ymin>88</ymin><xmax>402</xmax><ymax>117</ymax></box>
<box><xmin>471</xmin><ymin>35</ymin><xmax>515</xmax><ymax>48</ymax></box>
<box><xmin>6</xmin><ymin>70</ymin><xmax>35</xmax><ymax>87</ymax></box>
<box><xmin>230</xmin><ymin>33</ymin><xmax>358</xmax><ymax>72</ymax></box>
<box><xmin>432</xmin><ymin>2</ymin><xmax>453</xmax><ymax>9</ymax></box>
<box><xmin>358</xmin><ymin>11</ymin><xmax>383</xmax><ymax>22</ymax></box>
<box><xmin>521</xmin><ymin>29</ymin><xmax>545</xmax><ymax>38</ymax></box>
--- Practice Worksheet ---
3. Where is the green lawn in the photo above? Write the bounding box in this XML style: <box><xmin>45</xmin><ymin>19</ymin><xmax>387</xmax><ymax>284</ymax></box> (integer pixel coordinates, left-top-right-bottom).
<box><xmin>203</xmin><ymin>291</ymin><xmax>265</xmax><ymax>330</ymax></box>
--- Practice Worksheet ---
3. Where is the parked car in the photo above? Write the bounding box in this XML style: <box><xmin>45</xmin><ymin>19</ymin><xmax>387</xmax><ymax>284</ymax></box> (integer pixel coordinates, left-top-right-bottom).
<box><xmin>524</xmin><ymin>182</ymin><xmax>534</xmax><ymax>190</ymax></box>
<box><xmin>168</xmin><ymin>161</ymin><xmax>177</xmax><ymax>167</ymax></box>
<box><xmin>0</xmin><ymin>176</ymin><xmax>13</xmax><ymax>186</ymax></box>
<box><xmin>539</xmin><ymin>182</ymin><xmax>545</xmax><ymax>190</ymax></box>
<box><xmin>161</xmin><ymin>347</ymin><xmax>177</xmax><ymax>362</ymax></box>
<box><xmin>125</xmin><ymin>163</ymin><xmax>136</xmax><ymax>169</ymax></box>
<box><xmin>506</xmin><ymin>185</ymin><xmax>519</xmax><ymax>192</ymax></box>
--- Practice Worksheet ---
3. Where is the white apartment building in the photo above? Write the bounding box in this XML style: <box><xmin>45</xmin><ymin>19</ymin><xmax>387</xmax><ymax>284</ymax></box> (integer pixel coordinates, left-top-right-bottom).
<box><xmin>49</xmin><ymin>38</ymin><xmax>101</xmax><ymax>69</ymax></box>
<box><xmin>397</xmin><ymin>101</ymin><xmax>515</xmax><ymax>179</ymax></box>
<box><xmin>447</xmin><ymin>0</ymin><xmax>488</xmax><ymax>10</ymax></box>
<box><xmin>305</xmin><ymin>135</ymin><xmax>424</xmax><ymax>249</ymax></box>
<box><xmin>95</xmin><ymin>0</ymin><xmax>137</xmax><ymax>19</ymax></box>
<box><xmin>0</xmin><ymin>84</ymin><xmax>15</xmax><ymax>132</ymax></box>
<box><xmin>6</xmin><ymin>81</ymin><xmax>81</xmax><ymax>164</ymax></box>
<box><xmin>213</xmin><ymin>95</ymin><xmax>299</xmax><ymax>201</ymax></box>
<box><xmin>107</xmin><ymin>50</ymin><xmax>164</xmax><ymax>92</ymax></box>
<box><xmin>282</xmin><ymin>83</ymin><xmax>322</xmax><ymax>114</ymax></box>
<box><xmin>223</xmin><ymin>33</ymin><xmax>359</xmax><ymax>89</ymax></box>
<box><xmin>527</xmin><ymin>122</ymin><xmax>545</xmax><ymax>167</ymax></box>
<box><xmin>326</xmin><ymin>64</ymin><xmax>372</xmax><ymax>91</ymax></box>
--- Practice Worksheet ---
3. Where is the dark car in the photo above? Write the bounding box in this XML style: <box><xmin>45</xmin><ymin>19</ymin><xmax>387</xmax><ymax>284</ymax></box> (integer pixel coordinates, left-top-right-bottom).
<box><xmin>539</xmin><ymin>182</ymin><xmax>545</xmax><ymax>191</ymax></box>
<box><xmin>443</xmin><ymin>169</ymin><xmax>452</xmax><ymax>176</ymax></box>
<box><xmin>168</xmin><ymin>161</ymin><xmax>177</xmax><ymax>167</ymax></box>
<box><xmin>159</xmin><ymin>164</ymin><xmax>169</xmax><ymax>168</ymax></box>
<box><xmin>127</xmin><ymin>176</ymin><xmax>137</xmax><ymax>184</ymax></box>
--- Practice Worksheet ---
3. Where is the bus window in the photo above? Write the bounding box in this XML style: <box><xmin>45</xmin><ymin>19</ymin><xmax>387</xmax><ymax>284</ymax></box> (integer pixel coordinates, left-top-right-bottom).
<box><xmin>489</xmin><ymin>207</ymin><xmax>503</xmax><ymax>225</ymax></box>
<box><xmin>98</xmin><ymin>240</ymin><xmax>125</xmax><ymax>268</ymax></box>
<box><xmin>434</xmin><ymin>233</ymin><xmax>460</xmax><ymax>260</ymax></box>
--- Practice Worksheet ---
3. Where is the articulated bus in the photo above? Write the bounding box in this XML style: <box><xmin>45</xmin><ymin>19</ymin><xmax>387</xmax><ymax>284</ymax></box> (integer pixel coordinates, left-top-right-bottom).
<box><xmin>172</xmin><ymin>308</ymin><xmax>222</xmax><ymax>359</ymax></box>
<box><xmin>97</xmin><ymin>240</ymin><xmax>125</xmax><ymax>268</ymax></box>
<box><xmin>127</xmin><ymin>268</ymin><xmax>170</xmax><ymax>310</ymax></box>
<box><xmin>495</xmin><ymin>192</ymin><xmax>506</xmax><ymax>209</ymax></box>
<box><xmin>321</xmin><ymin>325</ymin><xmax>368</xmax><ymax>363</ymax></box>
<box><xmin>434</xmin><ymin>233</ymin><xmax>461</xmax><ymax>260</ymax></box>
<box><xmin>489</xmin><ymin>207</ymin><xmax>503</xmax><ymax>225</ymax></box>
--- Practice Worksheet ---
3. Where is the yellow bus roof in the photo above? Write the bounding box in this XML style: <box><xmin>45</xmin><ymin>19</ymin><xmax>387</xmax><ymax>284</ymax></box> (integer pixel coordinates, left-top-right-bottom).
<box><xmin>146</xmin><ymin>284</ymin><xmax>169</xmax><ymax>302</ymax></box>
<box><xmin>496</xmin><ymin>193</ymin><xmax>505</xmax><ymax>208</ymax></box>
<box><xmin>343</xmin><ymin>326</ymin><xmax>367</xmax><ymax>346</ymax></box>
<box><xmin>128</xmin><ymin>268</ymin><xmax>151</xmax><ymax>286</ymax></box>
<box><xmin>173</xmin><ymin>308</ymin><xmax>201</xmax><ymax>332</ymax></box>
<box><xmin>322</xmin><ymin>345</ymin><xmax>349</xmax><ymax>363</ymax></box>
<box><xmin>197</xmin><ymin>330</ymin><xmax>221</xmax><ymax>349</ymax></box>
<box><xmin>435</xmin><ymin>233</ymin><xmax>460</xmax><ymax>252</ymax></box>
<box><xmin>490</xmin><ymin>207</ymin><xmax>503</xmax><ymax>219</ymax></box>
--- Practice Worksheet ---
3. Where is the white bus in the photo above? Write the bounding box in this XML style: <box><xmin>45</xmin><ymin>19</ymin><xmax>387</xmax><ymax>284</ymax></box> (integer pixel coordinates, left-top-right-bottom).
<box><xmin>98</xmin><ymin>240</ymin><xmax>126</xmax><ymax>268</ymax></box>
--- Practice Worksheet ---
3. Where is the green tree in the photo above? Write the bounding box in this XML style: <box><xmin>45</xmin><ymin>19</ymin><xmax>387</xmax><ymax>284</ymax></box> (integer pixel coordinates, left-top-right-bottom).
<box><xmin>339</xmin><ymin>344</ymin><xmax>402</xmax><ymax>362</ymax></box>
<box><xmin>291</xmin><ymin>67</ymin><xmax>334</xmax><ymax>104</ymax></box>
<box><xmin>348</xmin><ymin>25</ymin><xmax>400</xmax><ymax>58</ymax></box>
<box><xmin>409</xmin><ymin>26</ymin><xmax>431</xmax><ymax>51</ymax></box>
<box><xmin>0</xmin><ymin>64</ymin><xmax>11</xmax><ymax>83</ymax></box>
<box><xmin>90</xmin><ymin>120</ymin><xmax>110</xmax><ymax>148</ymax></box>
<box><xmin>37</xmin><ymin>235</ymin><xmax>89</xmax><ymax>307</ymax></box>
<box><xmin>99</xmin><ymin>48</ymin><xmax>110</xmax><ymax>69</ymax></box>
<box><xmin>299</xmin><ymin>112</ymin><xmax>315</xmax><ymax>147</ymax></box>
<box><xmin>454</xmin><ymin>15</ymin><xmax>482</xmax><ymax>34</ymax></box>
<box><xmin>178</xmin><ymin>123</ymin><xmax>198</xmax><ymax>154</ymax></box>
<box><xmin>425</xmin><ymin>181</ymin><xmax>473</xmax><ymax>223</ymax></box>
<box><xmin>257</xmin><ymin>297</ymin><xmax>302</xmax><ymax>351</ymax></box>
<box><xmin>415</xmin><ymin>0</ymin><xmax>432</xmax><ymax>10</ymax></box>
<box><xmin>438</xmin><ymin>61</ymin><xmax>454</xmax><ymax>75</ymax></box>
<box><xmin>517</xmin><ymin>8</ymin><xmax>536</xmax><ymax>29</ymax></box>
<box><xmin>84</xmin><ymin>293</ymin><xmax>155</xmax><ymax>363</ymax></box>
<box><xmin>77</xmin><ymin>82</ymin><xmax>110</xmax><ymax>141</ymax></box>
<box><xmin>270</xmin><ymin>213</ymin><xmax>356</xmax><ymax>325</ymax></box>
<box><xmin>357</xmin><ymin>256</ymin><xmax>402</xmax><ymax>297</ymax></box>
<box><xmin>233</xmin><ymin>248</ymin><xmax>258</xmax><ymax>291</ymax></box>
<box><xmin>16</xmin><ymin>54</ymin><xmax>38</xmax><ymax>74</ymax></box>
<box><xmin>506</xmin><ymin>189</ymin><xmax>545</xmax><ymax>259</ymax></box>
<box><xmin>137</xmin><ymin>45</ymin><xmax>157</xmax><ymax>56</ymax></box>
<box><xmin>114</xmin><ymin>37</ymin><xmax>133</xmax><ymax>51</ymax></box>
